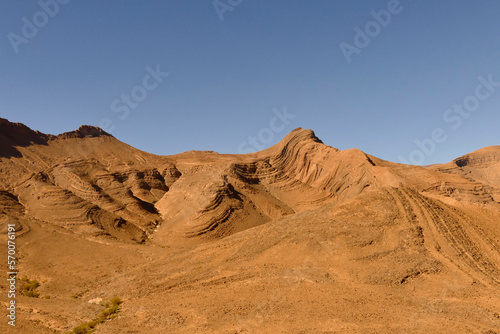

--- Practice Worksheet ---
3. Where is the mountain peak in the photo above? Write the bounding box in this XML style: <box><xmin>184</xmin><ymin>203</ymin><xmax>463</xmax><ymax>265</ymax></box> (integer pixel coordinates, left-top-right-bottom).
<box><xmin>278</xmin><ymin>127</ymin><xmax>323</xmax><ymax>146</ymax></box>
<box><xmin>0</xmin><ymin>117</ymin><xmax>49</xmax><ymax>138</ymax></box>
<box><xmin>57</xmin><ymin>125</ymin><xmax>112</xmax><ymax>139</ymax></box>
<box><xmin>0</xmin><ymin>118</ymin><xmax>51</xmax><ymax>158</ymax></box>
<box><xmin>453</xmin><ymin>145</ymin><xmax>500</xmax><ymax>167</ymax></box>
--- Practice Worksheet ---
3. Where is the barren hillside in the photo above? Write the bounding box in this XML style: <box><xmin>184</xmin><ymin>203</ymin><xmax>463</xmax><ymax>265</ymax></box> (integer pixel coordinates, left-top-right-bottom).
<box><xmin>1</xmin><ymin>118</ymin><xmax>499</xmax><ymax>333</ymax></box>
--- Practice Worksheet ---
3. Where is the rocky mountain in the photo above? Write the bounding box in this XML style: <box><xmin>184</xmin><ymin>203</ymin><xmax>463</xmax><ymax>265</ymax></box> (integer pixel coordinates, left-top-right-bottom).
<box><xmin>0</xmin><ymin>118</ymin><xmax>499</xmax><ymax>333</ymax></box>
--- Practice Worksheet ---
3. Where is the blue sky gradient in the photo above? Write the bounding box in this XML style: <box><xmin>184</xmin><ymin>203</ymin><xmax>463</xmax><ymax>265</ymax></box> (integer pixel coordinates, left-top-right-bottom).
<box><xmin>1</xmin><ymin>0</ymin><xmax>499</xmax><ymax>164</ymax></box>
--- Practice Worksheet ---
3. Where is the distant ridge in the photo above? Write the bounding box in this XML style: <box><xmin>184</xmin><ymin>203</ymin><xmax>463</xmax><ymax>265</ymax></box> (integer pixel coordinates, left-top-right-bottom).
<box><xmin>57</xmin><ymin>125</ymin><xmax>112</xmax><ymax>139</ymax></box>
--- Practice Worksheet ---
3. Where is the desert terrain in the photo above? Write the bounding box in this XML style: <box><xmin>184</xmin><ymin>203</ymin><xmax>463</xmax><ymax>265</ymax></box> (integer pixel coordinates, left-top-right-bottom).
<box><xmin>1</xmin><ymin>117</ymin><xmax>499</xmax><ymax>333</ymax></box>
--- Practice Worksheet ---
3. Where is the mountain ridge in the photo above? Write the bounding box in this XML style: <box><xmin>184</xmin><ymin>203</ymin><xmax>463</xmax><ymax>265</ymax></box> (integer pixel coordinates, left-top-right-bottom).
<box><xmin>1</xmin><ymin>118</ymin><xmax>500</xmax><ymax>333</ymax></box>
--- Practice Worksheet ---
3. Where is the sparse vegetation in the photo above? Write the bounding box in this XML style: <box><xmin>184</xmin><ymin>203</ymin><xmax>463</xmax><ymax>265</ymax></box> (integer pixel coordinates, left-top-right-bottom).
<box><xmin>21</xmin><ymin>278</ymin><xmax>40</xmax><ymax>298</ymax></box>
<box><xmin>71</xmin><ymin>288</ymin><xmax>89</xmax><ymax>299</ymax></box>
<box><xmin>65</xmin><ymin>297</ymin><xmax>122</xmax><ymax>334</ymax></box>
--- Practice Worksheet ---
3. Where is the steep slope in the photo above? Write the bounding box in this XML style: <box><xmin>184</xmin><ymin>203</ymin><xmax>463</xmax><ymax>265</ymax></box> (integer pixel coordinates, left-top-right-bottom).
<box><xmin>2</xmin><ymin>120</ymin><xmax>498</xmax><ymax>244</ymax></box>
<box><xmin>429</xmin><ymin>146</ymin><xmax>500</xmax><ymax>203</ymax></box>
<box><xmin>1</xmin><ymin>119</ymin><xmax>499</xmax><ymax>333</ymax></box>
<box><xmin>97</xmin><ymin>187</ymin><xmax>500</xmax><ymax>333</ymax></box>
<box><xmin>154</xmin><ymin>128</ymin><xmax>391</xmax><ymax>244</ymax></box>
<box><xmin>0</xmin><ymin>119</ymin><xmax>177</xmax><ymax>242</ymax></box>
<box><xmin>0</xmin><ymin>117</ymin><xmax>52</xmax><ymax>159</ymax></box>
<box><xmin>5</xmin><ymin>186</ymin><xmax>499</xmax><ymax>333</ymax></box>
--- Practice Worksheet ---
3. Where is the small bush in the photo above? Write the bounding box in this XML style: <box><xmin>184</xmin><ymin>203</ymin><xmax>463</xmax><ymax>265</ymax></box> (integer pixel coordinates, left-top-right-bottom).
<box><xmin>23</xmin><ymin>290</ymin><xmax>39</xmax><ymax>298</ymax></box>
<box><xmin>109</xmin><ymin>297</ymin><xmax>122</xmax><ymax>306</ymax></box>
<box><xmin>66</xmin><ymin>297</ymin><xmax>122</xmax><ymax>334</ymax></box>
<box><xmin>72</xmin><ymin>324</ymin><xmax>90</xmax><ymax>334</ymax></box>
<box><xmin>21</xmin><ymin>279</ymin><xmax>40</xmax><ymax>298</ymax></box>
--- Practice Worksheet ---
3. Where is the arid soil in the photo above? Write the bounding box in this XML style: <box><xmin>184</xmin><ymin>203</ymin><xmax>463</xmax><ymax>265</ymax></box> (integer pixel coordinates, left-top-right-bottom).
<box><xmin>1</xmin><ymin>117</ymin><xmax>499</xmax><ymax>333</ymax></box>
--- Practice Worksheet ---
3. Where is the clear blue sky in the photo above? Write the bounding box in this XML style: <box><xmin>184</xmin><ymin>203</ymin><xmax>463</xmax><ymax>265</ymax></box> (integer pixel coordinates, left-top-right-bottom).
<box><xmin>1</xmin><ymin>0</ymin><xmax>499</xmax><ymax>164</ymax></box>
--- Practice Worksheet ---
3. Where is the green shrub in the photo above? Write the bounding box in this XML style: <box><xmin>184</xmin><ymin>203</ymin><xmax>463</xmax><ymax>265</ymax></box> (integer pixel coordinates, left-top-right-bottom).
<box><xmin>67</xmin><ymin>297</ymin><xmax>122</xmax><ymax>334</ymax></box>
